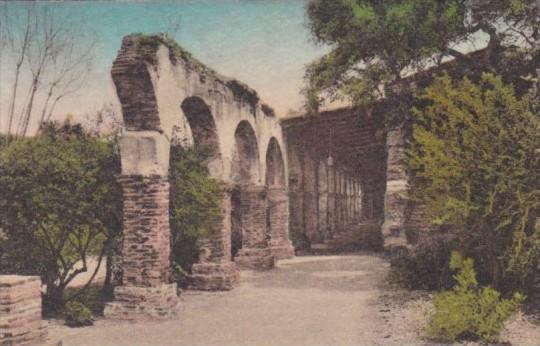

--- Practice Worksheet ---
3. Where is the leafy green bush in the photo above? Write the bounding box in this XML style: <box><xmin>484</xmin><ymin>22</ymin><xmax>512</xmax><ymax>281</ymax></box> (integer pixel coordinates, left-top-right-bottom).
<box><xmin>0</xmin><ymin>121</ymin><xmax>122</xmax><ymax>314</ymax></box>
<box><xmin>64</xmin><ymin>301</ymin><xmax>94</xmax><ymax>327</ymax></box>
<box><xmin>408</xmin><ymin>73</ymin><xmax>540</xmax><ymax>293</ymax></box>
<box><xmin>169</xmin><ymin>144</ymin><xmax>221</xmax><ymax>276</ymax></box>
<box><xmin>427</xmin><ymin>252</ymin><xmax>524</xmax><ymax>343</ymax></box>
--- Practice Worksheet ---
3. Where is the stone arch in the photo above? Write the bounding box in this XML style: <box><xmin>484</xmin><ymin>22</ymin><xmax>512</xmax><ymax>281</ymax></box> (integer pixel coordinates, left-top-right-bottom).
<box><xmin>231</xmin><ymin>120</ymin><xmax>260</xmax><ymax>185</ymax></box>
<box><xmin>265</xmin><ymin>138</ymin><xmax>294</xmax><ymax>259</ymax></box>
<box><xmin>180</xmin><ymin>97</ymin><xmax>222</xmax><ymax>176</ymax></box>
<box><xmin>230</xmin><ymin>121</ymin><xmax>274</xmax><ymax>269</ymax></box>
<box><xmin>265</xmin><ymin>137</ymin><xmax>286</xmax><ymax>188</ymax></box>
<box><xmin>317</xmin><ymin>161</ymin><xmax>328</xmax><ymax>242</ymax></box>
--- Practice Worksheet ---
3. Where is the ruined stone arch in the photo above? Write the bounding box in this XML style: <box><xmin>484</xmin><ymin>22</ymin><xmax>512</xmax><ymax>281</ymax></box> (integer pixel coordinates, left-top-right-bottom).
<box><xmin>265</xmin><ymin>137</ymin><xmax>286</xmax><ymax>188</ymax></box>
<box><xmin>229</xmin><ymin>120</ymin><xmax>274</xmax><ymax>269</ymax></box>
<box><xmin>265</xmin><ymin>137</ymin><xmax>295</xmax><ymax>259</ymax></box>
<box><xmin>180</xmin><ymin>96</ymin><xmax>222</xmax><ymax>177</ymax></box>
<box><xmin>231</xmin><ymin>120</ymin><xmax>260</xmax><ymax>185</ymax></box>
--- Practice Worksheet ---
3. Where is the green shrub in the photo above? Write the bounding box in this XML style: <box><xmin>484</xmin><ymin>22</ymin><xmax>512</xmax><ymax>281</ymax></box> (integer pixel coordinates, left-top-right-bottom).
<box><xmin>64</xmin><ymin>302</ymin><xmax>94</xmax><ymax>327</ymax></box>
<box><xmin>427</xmin><ymin>252</ymin><xmax>524</xmax><ymax>343</ymax></box>
<box><xmin>169</xmin><ymin>144</ymin><xmax>221</xmax><ymax>275</ymax></box>
<box><xmin>0</xmin><ymin>121</ymin><xmax>122</xmax><ymax>314</ymax></box>
<box><xmin>408</xmin><ymin>73</ymin><xmax>540</xmax><ymax>292</ymax></box>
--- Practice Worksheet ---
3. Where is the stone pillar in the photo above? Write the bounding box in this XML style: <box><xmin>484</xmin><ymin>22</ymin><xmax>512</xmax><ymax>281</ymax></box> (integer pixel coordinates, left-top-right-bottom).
<box><xmin>382</xmin><ymin>126</ymin><xmax>409</xmax><ymax>247</ymax></box>
<box><xmin>105</xmin><ymin>131</ymin><xmax>178</xmax><ymax>320</ymax></box>
<box><xmin>189</xmin><ymin>184</ymin><xmax>239</xmax><ymax>290</ymax></box>
<box><xmin>235</xmin><ymin>185</ymin><xmax>275</xmax><ymax>270</ymax></box>
<box><xmin>317</xmin><ymin>180</ymin><xmax>328</xmax><ymax>242</ymax></box>
<box><xmin>327</xmin><ymin>163</ymin><xmax>336</xmax><ymax>239</ymax></box>
<box><xmin>334</xmin><ymin>171</ymin><xmax>341</xmax><ymax>232</ymax></box>
<box><xmin>303</xmin><ymin>159</ymin><xmax>318</xmax><ymax>243</ymax></box>
<box><xmin>267</xmin><ymin>187</ymin><xmax>295</xmax><ymax>260</ymax></box>
<box><xmin>288</xmin><ymin>174</ymin><xmax>307</xmax><ymax>249</ymax></box>
<box><xmin>0</xmin><ymin>276</ymin><xmax>46</xmax><ymax>345</ymax></box>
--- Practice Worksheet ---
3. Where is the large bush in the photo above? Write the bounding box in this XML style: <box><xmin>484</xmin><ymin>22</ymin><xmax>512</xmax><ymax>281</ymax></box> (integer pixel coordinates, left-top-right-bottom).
<box><xmin>169</xmin><ymin>144</ymin><xmax>221</xmax><ymax>277</ymax></box>
<box><xmin>427</xmin><ymin>252</ymin><xmax>524</xmax><ymax>343</ymax></box>
<box><xmin>0</xmin><ymin>121</ymin><xmax>122</xmax><ymax>313</ymax></box>
<box><xmin>407</xmin><ymin>73</ymin><xmax>540</xmax><ymax>292</ymax></box>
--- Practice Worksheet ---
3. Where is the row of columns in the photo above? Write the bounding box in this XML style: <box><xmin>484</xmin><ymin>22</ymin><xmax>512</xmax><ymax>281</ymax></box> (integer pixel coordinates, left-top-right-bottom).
<box><xmin>289</xmin><ymin>156</ymin><xmax>364</xmax><ymax>247</ymax></box>
<box><xmin>104</xmin><ymin>132</ymin><xmax>294</xmax><ymax>320</ymax></box>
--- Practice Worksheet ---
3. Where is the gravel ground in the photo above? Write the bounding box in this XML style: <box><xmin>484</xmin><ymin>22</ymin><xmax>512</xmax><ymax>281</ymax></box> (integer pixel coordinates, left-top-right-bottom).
<box><xmin>47</xmin><ymin>254</ymin><xmax>540</xmax><ymax>346</ymax></box>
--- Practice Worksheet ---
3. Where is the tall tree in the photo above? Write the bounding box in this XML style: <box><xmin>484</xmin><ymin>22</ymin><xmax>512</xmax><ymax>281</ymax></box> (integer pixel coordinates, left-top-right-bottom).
<box><xmin>304</xmin><ymin>0</ymin><xmax>539</xmax><ymax>111</ymax></box>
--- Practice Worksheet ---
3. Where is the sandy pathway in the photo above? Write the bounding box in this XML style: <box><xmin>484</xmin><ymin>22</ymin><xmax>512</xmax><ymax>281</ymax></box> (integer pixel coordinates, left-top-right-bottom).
<box><xmin>48</xmin><ymin>254</ymin><xmax>397</xmax><ymax>346</ymax></box>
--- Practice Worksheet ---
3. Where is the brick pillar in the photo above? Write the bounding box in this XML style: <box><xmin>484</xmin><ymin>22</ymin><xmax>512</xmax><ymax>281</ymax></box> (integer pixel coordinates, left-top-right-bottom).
<box><xmin>189</xmin><ymin>184</ymin><xmax>239</xmax><ymax>290</ymax></box>
<box><xmin>267</xmin><ymin>187</ymin><xmax>295</xmax><ymax>260</ymax></box>
<box><xmin>0</xmin><ymin>276</ymin><xmax>46</xmax><ymax>345</ymax></box>
<box><xmin>105</xmin><ymin>131</ymin><xmax>178</xmax><ymax>320</ymax></box>
<box><xmin>235</xmin><ymin>185</ymin><xmax>275</xmax><ymax>270</ymax></box>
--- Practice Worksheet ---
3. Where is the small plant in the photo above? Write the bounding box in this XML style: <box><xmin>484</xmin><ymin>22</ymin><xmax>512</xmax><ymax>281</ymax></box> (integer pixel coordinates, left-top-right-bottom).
<box><xmin>64</xmin><ymin>302</ymin><xmax>94</xmax><ymax>327</ymax></box>
<box><xmin>427</xmin><ymin>252</ymin><xmax>524</xmax><ymax>343</ymax></box>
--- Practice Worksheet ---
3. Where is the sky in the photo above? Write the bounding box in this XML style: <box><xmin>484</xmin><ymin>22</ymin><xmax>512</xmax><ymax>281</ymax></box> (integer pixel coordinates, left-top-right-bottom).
<box><xmin>0</xmin><ymin>0</ymin><xmax>327</xmax><ymax>133</ymax></box>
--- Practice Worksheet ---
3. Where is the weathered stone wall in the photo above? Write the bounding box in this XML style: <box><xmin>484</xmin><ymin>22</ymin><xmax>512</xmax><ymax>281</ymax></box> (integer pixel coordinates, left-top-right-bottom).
<box><xmin>0</xmin><ymin>276</ymin><xmax>46</xmax><ymax>346</ymax></box>
<box><xmin>108</xmin><ymin>34</ymin><xmax>294</xmax><ymax>319</ymax></box>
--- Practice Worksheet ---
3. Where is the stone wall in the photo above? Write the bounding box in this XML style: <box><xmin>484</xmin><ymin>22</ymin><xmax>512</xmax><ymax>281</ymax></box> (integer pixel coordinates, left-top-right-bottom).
<box><xmin>0</xmin><ymin>276</ymin><xmax>46</xmax><ymax>346</ymax></box>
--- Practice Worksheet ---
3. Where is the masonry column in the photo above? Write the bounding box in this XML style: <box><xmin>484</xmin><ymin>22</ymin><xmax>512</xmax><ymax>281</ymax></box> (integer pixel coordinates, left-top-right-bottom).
<box><xmin>327</xmin><ymin>161</ymin><xmax>336</xmax><ymax>239</ymax></box>
<box><xmin>105</xmin><ymin>131</ymin><xmax>178</xmax><ymax>320</ymax></box>
<box><xmin>235</xmin><ymin>185</ymin><xmax>275</xmax><ymax>270</ymax></box>
<box><xmin>382</xmin><ymin>126</ymin><xmax>409</xmax><ymax>247</ymax></box>
<box><xmin>267</xmin><ymin>187</ymin><xmax>295</xmax><ymax>259</ymax></box>
<box><xmin>189</xmin><ymin>183</ymin><xmax>240</xmax><ymax>290</ymax></box>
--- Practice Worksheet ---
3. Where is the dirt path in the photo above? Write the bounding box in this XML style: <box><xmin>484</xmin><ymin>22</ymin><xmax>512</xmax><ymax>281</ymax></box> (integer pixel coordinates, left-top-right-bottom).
<box><xmin>48</xmin><ymin>254</ymin><xmax>405</xmax><ymax>346</ymax></box>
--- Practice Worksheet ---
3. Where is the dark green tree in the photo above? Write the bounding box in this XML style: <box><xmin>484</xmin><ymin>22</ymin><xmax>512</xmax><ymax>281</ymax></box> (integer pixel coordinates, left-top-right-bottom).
<box><xmin>304</xmin><ymin>0</ymin><xmax>539</xmax><ymax>111</ymax></box>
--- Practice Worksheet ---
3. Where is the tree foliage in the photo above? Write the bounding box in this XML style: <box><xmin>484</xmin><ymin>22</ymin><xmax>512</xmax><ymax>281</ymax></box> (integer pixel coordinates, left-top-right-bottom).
<box><xmin>169</xmin><ymin>144</ymin><xmax>222</xmax><ymax>275</ymax></box>
<box><xmin>0</xmin><ymin>121</ymin><xmax>122</xmax><ymax>313</ymax></box>
<box><xmin>408</xmin><ymin>73</ymin><xmax>540</xmax><ymax>291</ymax></box>
<box><xmin>304</xmin><ymin>0</ymin><xmax>539</xmax><ymax>111</ymax></box>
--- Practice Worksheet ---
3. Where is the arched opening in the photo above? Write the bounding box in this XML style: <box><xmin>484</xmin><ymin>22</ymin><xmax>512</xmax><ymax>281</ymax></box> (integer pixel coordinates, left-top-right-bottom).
<box><xmin>170</xmin><ymin>97</ymin><xmax>224</xmax><ymax>274</ymax></box>
<box><xmin>230</xmin><ymin>121</ymin><xmax>260</xmax><ymax>259</ymax></box>
<box><xmin>180</xmin><ymin>97</ymin><xmax>222</xmax><ymax>176</ymax></box>
<box><xmin>265</xmin><ymin>137</ymin><xmax>285</xmax><ymax>188</ymax></box>
<box><xmin>265</xmin><ymin>137</ymin><xmax>293</xmax><ymax>259</ymax></box>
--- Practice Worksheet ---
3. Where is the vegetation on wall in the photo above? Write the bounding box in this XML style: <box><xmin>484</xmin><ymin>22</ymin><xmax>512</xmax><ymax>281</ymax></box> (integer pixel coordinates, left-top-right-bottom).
<box><xmin>169</xmin><ymin>143</ymin><xmax>222</xmax><ymax>277</ymax></box>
